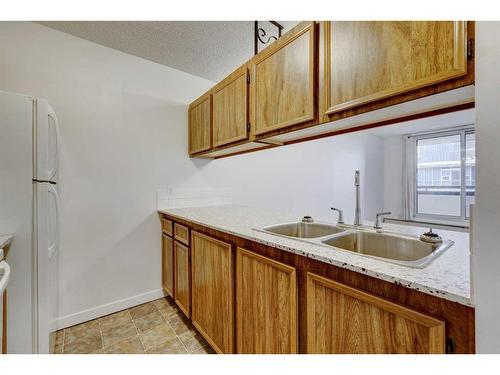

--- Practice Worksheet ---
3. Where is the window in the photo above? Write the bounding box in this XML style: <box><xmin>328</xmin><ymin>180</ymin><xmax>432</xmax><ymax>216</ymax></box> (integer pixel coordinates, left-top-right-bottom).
<box><xmin>405</xmin><ymin>126</ymin><xmax>475</xmax><ymax>224</ymax></box>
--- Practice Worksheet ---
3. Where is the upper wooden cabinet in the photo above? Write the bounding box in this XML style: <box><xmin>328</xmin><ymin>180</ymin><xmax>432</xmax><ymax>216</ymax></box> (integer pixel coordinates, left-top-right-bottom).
<box><xmin>212</xmin><ymin>65</ymin><xmax>249</xmax><ymax>147</ymax></box>
<box><xmin>191</xmin><ymin>231</ymin><xmax>234</xmax><ymax>353</ymax></box>
<box><xmin>306</xmin><ymin>273</ymin><xmax>446</xmax><ymax>354</ymax></box>
<box><xmin>322</xmin><ymin>21</ymin><xmax>468</xmax><ymax>116</ymax></box>
<box><xmin>188</xmin><ymin>21</ymin><xmax>474</xmax><ymax>158</ymax></box>
<box><xmin>250</xmin><ymin>21</ymin><xmax>316</xmax><ymax>136</ymax></box>
<box><xmin>235</xmin><ymin>248</ymin><xmax>297</xmax><ymax>353</ymax></box>
<box><xmin>188</xmin><ymin>93</ymin><xmax>212</xmax><ymax>155</ymax></box>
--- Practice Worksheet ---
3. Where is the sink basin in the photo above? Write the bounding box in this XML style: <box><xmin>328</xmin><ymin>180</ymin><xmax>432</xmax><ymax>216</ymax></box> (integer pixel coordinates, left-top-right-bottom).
<box><xmin>260</xmin><ymin>222</ymin><xmax>345</xmax><ymax>239</ymax></box>
<box><xmin>321</xmin><ymin>230</ymin><xmax>453</xmax><ymax>268</ymax></box>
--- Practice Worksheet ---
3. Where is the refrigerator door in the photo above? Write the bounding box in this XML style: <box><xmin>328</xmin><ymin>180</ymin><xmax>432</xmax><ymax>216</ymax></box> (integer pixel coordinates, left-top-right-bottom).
<box><xmin>35</xmin><ymin>99</ymin><xmax>60</xmax><ymax>183</ymax></box>
<box><xmin>47</xmin><ymin>184</ymin><xmax>60</xmax><ymax>354</ymax></box>
<box><xmin>35</xmin><ymin>182</ymin><xmax>60</xmax><ymax>354</ymax></box>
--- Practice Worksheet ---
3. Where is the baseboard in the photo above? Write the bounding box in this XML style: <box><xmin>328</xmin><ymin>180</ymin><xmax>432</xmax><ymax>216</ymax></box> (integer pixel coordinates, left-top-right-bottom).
<box><xmin>55</xmin><ymin>289</ymin><xmax>166</xmax><ymax>330</ymax></box>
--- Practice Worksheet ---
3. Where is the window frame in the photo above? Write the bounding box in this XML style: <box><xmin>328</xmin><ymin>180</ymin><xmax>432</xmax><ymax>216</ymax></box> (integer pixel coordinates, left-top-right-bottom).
<box><xmin>405</xmin><ymin>125</ymin><xmax>475</xmax><ymax>226</ymax></box>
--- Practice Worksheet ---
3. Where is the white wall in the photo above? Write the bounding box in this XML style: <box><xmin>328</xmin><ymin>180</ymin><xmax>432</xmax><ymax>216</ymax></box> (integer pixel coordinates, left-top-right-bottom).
<box><xmin>383</xmin><ymin>136</ymin><xmax>405</xmax><ymax>219</ymax></box>
<box><xmin>0</xmin><ymin>21</ymin><xmax>385</xmax><ymax>341</ymax></box>
<box><xmin>203</xmin><ymin>132</ymin><xmax>386</xmax><ymax>224</ymax></box>
<box><xmin>0</xmin><ymin>22</ymin><xmax>214</xmax><ymax>338</ymax></box>
<box><xmin>474</xmin><ymin>21</ymin><xmax>500</xmax><ymax>353</ymax></box>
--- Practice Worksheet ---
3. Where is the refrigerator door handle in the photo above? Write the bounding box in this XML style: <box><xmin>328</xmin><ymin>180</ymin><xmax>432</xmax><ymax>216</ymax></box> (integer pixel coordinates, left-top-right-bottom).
<box><xmin>47</xmin><ymin>184</ymin><xmax>61</xmax><ymax>260</ymax></box>
<box><xmin>47</xmin><ymin>105</ymin><xmax>60</xmax><ymax>182</ymax></box>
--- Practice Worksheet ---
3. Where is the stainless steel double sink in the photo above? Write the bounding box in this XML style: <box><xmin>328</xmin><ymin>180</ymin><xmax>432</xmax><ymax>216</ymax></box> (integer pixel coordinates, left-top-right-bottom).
<box><xmin>255</xmin><ymin>221</ymin><xmax>453</xmax><ymax>268</ymax></box>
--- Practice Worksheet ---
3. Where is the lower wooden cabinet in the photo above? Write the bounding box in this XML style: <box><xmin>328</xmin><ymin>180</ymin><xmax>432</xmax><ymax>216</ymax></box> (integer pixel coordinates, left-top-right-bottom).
<box><xmin>191</xmin><ymin>231</ymin><xmax>234</xmax><ymax>353</ymax></box>
<box><xmin>174</xmin><ymin>241</ymin><xmax>190</xmax><ymax>317</ymax></box>
<box><xmin>161</xmin><ymin>215</ymin><xmax>474</xmax><ymax>354</ymax></box>
<box><xmin>235</xmin><ymin>248</ymin><xmax>298</xmax><ymax>353</ymax></box>
<box><xmin>161</xmin><ymin>234</ymin><xmax>174</xmax><ymax>297</ymax></box>
<box><xmin>306</xmin><ymin>272</ymin><xmax>446</xmax><ymax>354</ymax></box>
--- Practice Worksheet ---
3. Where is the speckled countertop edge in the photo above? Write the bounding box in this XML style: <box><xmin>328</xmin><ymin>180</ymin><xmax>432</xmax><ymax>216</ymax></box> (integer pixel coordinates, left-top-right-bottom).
<box><xmin>158</xmin><ymin>205</ymin><xmax>473</xmax><ymax>307</ymax></box>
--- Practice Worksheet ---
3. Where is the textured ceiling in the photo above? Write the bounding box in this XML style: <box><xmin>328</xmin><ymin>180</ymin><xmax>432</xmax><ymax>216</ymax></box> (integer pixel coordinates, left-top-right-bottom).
<box><xmin>37</xmin><ymin>21</ymin><xmax>298</xmax><ymax>82</ymax></box>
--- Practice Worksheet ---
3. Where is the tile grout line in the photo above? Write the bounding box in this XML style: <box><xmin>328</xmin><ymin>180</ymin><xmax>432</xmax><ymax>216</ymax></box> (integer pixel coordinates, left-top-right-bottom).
<box><xmin>128</xmin><ymin>309</ymin><xmax>147</xmax><ymax>354</ymax></box>
<box><xmin>97</xmin><ymin>317</ymin><xmax>105</xmax><ymax>353</ymax></box>
<box><xmin>61</xmin><ymin>329</ymin><xmax>66</xmax><ymax>354</ymax></box>
<box><xmin>153</xmin><ymin>298</ymin><xmax>189</xmax><ymax>354</ymax></box>
<box><xmin>59</xmin><ymin>298</ymin><xmax>204</xmax><ymax>355</ymax></box>
<box><xmin>157</xmin><ymin>299</ymin><xmax>191</xmax><ymax>354</ymax></box>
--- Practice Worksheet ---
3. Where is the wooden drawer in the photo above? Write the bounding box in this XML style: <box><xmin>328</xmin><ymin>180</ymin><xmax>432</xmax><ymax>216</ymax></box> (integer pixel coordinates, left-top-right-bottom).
<box><xmin>162</xmin><ymin>218</ymin><xmax>173</xmax><ymax>237</ymax></box>
<box><xmin>174</xmin><ymin>223</ymin><xmax>190</xmax><ymax>245</ymax></box>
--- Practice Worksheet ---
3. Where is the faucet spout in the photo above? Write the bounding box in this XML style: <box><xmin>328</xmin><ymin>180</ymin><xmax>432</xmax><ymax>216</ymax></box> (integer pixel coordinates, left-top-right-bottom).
<box><xmin>354</xmin><ymin>170</ymin><xmax>361</xmax><ymax>226</ymax></box>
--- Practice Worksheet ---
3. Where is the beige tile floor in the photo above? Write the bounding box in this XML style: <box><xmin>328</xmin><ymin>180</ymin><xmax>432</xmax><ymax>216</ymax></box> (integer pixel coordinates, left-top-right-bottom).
<box><xmin>54</xmin><ymin>296</ymin><xmax>215</xmax><ymax>354</ymax></box>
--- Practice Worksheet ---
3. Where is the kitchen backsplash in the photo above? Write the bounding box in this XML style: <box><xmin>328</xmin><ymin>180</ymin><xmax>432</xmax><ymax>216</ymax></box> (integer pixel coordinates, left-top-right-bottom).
<box><xmin>156</xmin><ymin>187</ymin><xmax>232</xmax><ymax>209</ymax></box>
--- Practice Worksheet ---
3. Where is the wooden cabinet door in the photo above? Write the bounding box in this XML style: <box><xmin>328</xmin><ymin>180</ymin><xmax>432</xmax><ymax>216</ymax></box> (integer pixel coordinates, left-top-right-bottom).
<box><xmin>251</xmin><ymin>21</ymin><xmax>316</xmax><ymax>136</ymax></box>
<box><xmin>191</xmin><ymin>231</ymin><xmax>233</xmax><ymax>353</ymax></box>
<box><xmin>189</xmin><ymin>93</ymin><xmax>212</xmax><ymax>155</ymax></box>
<box><xmin>174</xmin><ymin>241</ymin><xmax>190</xmax><ymax>317</ymax></box>
<box><xmin>323</xmin><ymin>21</ymin><xmax>467</xmax><ymax>115</ymax></box>
<box><xmin>213</xmin><ymin>66</ymin><xmax>249</xmax><ymax>147</ymax></box>
<box><xmin>306</xmin><ymin>273</ymin><xmax>445</xmax><ymax>353</ymax></box>
<box><xmin>162</xmin><ymin>234</ymin><xmax>174</xmax><ymax>297</ymax></box>
<box><xmin>236</xmin><ymin>248</ymin><xmax>297</xmax><ymax>353</ymax></box>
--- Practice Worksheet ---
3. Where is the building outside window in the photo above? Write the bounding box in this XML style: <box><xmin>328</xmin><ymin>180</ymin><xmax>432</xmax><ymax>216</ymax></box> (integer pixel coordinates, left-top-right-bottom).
<box><xmin>405</xmin><ymin>126</ymin><xmax>475</xmax><ymax>225</ymax></box>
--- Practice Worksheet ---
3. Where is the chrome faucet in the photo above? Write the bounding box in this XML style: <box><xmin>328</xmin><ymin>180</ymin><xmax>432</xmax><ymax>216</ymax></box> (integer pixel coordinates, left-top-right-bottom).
<box><xmin>374</xmin><ymin>212</ymin><xmax>392</xmax><ymax>232</ymax></box>
<box><xmin>354</xmin><ymin>170</ymin><xmax>361</xmax><ymax>226</ymax></box>
<box><xmin>330</xmin><ymin>207</ymin><xmax>344</xmax><ymax>224</ymax></box>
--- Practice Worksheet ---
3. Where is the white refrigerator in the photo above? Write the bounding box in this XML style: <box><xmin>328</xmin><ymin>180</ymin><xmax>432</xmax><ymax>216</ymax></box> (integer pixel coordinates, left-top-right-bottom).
<box><xmin>0</xmin><ymin>90</ymin><xmax>60</xmax><ymax>354</ymax></box>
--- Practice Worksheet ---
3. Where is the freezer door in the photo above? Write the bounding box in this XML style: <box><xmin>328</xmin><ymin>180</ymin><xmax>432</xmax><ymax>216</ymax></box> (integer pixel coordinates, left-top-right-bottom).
<box><xmin>35</xmin><ymin>99</ymin><xmax>60</xmax><ymax>183</ymax></box>
<box><xmin>35</xmin><ymin>182</ymin><xmax>60</xmax><ymax>354</ymax></box>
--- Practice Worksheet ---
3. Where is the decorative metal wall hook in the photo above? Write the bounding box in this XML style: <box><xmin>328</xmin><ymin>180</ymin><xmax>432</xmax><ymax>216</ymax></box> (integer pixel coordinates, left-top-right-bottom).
<box><xmin>254</xmin><ymin>21</ymin><xmax>284</xmax><ymax>55</ymax></box>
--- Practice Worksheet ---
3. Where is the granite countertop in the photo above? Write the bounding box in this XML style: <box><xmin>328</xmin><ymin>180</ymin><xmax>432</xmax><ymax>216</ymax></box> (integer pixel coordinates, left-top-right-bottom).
<box><xmin>159</xmin><ymin>205</ymin><xmax>472</xmax><ymax>307</ymax></box>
